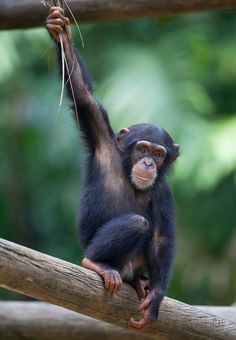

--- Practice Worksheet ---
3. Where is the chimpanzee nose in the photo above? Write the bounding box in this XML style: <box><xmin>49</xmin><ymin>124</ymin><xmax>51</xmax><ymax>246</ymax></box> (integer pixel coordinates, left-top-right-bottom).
<box><xmin>144</xmin><ymin>158</ymin><xmax>153</xmax><ymax>167</ymax></box>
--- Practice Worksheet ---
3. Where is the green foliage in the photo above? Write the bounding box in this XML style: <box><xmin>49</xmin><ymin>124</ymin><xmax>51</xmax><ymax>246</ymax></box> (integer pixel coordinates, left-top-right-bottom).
<box><xmin>0</xmin><ymin>11</ymin><xmax>235</xmax><ymax>305</ymax></box>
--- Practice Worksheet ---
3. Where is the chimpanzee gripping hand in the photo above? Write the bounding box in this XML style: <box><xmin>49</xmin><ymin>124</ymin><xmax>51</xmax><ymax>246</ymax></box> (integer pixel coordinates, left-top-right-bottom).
<box><xmin>46</xmin><ymin>6</ymin><xmax>72</xmax><ymax>43</ymax></box>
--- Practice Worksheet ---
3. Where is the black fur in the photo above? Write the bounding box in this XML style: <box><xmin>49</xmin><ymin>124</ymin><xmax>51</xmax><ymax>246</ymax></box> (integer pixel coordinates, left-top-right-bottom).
<box><xmin>57</xmin><ymin>40</ymin><xmax>178</xmax><ymax>321</ymax></box>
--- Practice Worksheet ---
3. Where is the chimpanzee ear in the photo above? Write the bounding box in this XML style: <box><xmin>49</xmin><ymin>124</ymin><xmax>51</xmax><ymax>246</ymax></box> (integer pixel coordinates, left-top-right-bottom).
<box><xmin>116</xmin><ymin>128</ymin><xmax>130</xmax><ymax>151</ymax></box>
<box><xmin>118</xmin><ymin>128</ymin><xmax>130</xmax><ymax>137</ymax></box>
<box><xmin>173</xmin><ymin>143</ymin><xmax>180</xmax><ymax>160</ymax></box>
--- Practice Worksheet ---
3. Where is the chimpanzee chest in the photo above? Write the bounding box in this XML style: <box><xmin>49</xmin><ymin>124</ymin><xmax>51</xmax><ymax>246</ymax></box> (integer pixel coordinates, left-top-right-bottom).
<box><xmin>78</xmin><ymin>157</ymin><xmax>154</xmax><ymax>248</ymax></box>
<box><xmin>101</xmin><ymin>169</ymin><xmax>152</xmax><ymax>215</ymax></box>
<box><xmin>91</xmin><ymin>176</ymin><xmax>150</xmax><ymax>212</ymax></box>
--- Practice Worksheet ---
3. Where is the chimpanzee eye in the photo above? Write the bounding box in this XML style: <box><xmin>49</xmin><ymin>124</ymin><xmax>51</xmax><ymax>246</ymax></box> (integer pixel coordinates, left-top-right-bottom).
<box><xmin>153</xmin><ymin>151</ymin><xmax>161</xmax><ymax>158</ymax></box>
<box><xmin>139</xmin><ymin>146</ymin><xmax>147</xmax><ymax>154</ymax></box>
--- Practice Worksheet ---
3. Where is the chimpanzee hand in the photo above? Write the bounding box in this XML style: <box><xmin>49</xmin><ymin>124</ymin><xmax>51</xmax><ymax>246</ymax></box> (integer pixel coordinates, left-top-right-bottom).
<box><xmin>128</xmin><ymin>290</ymin><xmax>163</xmax><ymax>331</ymax></box>
<box><xmin>45</xmin><ymin>6</ymin><xmax>72</xmax><ymax>43</ymax></box>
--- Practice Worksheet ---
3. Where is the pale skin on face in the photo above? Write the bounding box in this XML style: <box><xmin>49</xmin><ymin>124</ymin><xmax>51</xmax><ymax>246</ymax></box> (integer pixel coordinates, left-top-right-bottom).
<box><xmin>131</xmin><ymin>140</ymin><xmax>167</xmax><ymax>190</ymax></box>
<box><xmin>116</xmin><ymin>133</ymin><xmax>167</xmax><ymax>190</ymax></box>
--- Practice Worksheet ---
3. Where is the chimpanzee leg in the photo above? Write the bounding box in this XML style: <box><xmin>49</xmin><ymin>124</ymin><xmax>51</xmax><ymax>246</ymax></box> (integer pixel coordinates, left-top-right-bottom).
<box><xmin>82</xmin><ymin>214</ymin><xmax>150</xmax><ymax>294</ymax></box>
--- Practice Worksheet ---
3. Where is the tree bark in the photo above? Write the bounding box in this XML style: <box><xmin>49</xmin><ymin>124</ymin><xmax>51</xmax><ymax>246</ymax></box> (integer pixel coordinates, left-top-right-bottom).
<box><xmin>0</xmin><ymin>238</ymin><xmax>236</xmax><ymax>339</ymax></box>
<box><xmin>195</xmin><ymin>306</ymin><xmax>236</xmax><ymax>324</ymax></box>
<box><xmin>1</xmin><ymin>0</ymin><xmax>236</xmax><ymax>30</ymax></box>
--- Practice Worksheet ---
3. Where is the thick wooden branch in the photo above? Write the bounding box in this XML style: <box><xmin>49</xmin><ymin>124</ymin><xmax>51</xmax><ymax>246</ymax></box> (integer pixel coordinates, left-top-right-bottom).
<box><xmin>1</xmin><ymin>302</ymin><xmax>236</xmax><ymax>340</ymax></box>
<box><xmin>1</xmin><ymin>0</ymin><xmax>236</xmax><ymax>30</ymax></box>
<box><xmin>0</xmin><ymin>238</ymin><xmax>236</xmax><ymax>339</ymax></box>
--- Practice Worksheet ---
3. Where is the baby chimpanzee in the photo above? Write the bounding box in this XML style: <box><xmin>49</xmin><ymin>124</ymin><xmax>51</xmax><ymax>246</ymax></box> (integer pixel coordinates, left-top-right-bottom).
<box><xmin>46</xmin><ymin>6</ymin><xmax>179</xmax><ymax>331</ymax></box>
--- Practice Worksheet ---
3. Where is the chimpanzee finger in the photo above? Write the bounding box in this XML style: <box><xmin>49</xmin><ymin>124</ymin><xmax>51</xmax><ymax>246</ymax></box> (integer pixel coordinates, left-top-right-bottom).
<box><xmin>110</xmin><ymin>273</ymin><xmax>116</xmax><ymax>295</ymax></box>
<box><xmin>64</xmin><ymin>17</ymin><xmax>70</xmax><ymax>25</ymax></box>
<box><xmin>48</xmin><ymin>10</ymin><xmax>65</xmax><ymax>21</ymax></box>
<box><xmin>46</xmin><ymin>18</ymin><xmax>65</xmax><ymax>28</ymax></box>
<box><xmin>46</xmin><ymin>23</ymin><xmax>63</xmax><ymax>34</ymax></box>
<box><xmin>49</xmin><ymin>6</ymin><xmax>64</xmax><ymax>15</ymax></box>
<box><xmin>138</xmin><ymin>297</ymin><xmax>151</xmax><ymax>312</ymax></box>
<box><xmin>64</xmin><ymin>18</ymin><xmax>72</xmax><ymax>38</ymax></box>
<box><xmin>104</xmin><ymin>273</ymin><xmax>111</xmax><ymax>293</ymax></box>
<box><xmin>128</xmin><ymin>316</ymin><xmax>150</xmax><ymax>331</ymax></box>
<box><xmin>111</xmin><ymin>273</ymin><xmax>118</xmax><ymax>294</ymax></box>
<box><xmin>108</xmin><ymin>275</ymin><xmax>115</xmax><ymax>295</ymax></box>
<box><xmin>103</xmin><ymin>273</ymin><xmax>110</xmax><ymax>291</ymax></box>
<box><xmin>113</xmin><ymin>273</ymin><xmax>122</xmax><ymax>294</ymax></box>
<box><xmin>138</xmin><ymin>300</ymin><xmax>150</xmax><ymax>312</ymax></box>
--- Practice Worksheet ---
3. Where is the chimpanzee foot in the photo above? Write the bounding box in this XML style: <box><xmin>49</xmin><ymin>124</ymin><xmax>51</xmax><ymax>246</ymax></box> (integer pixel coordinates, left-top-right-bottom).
<box><xmin>128</xmin><ymin>292</ymin><xmax>152</xmax><ymax>331</ymax></box>
<box><xmin>82</xmin><ymin>257</ymin><xmax>123</xmax><ymax>295</ymax></box>
<box><xmin>130</xmin><ymin>278</ymin><xmax>150</xmax><ymax>299</ymax></box>
<box><xmin>100</xmin><ymin>269</ymin><xmax>123</xmax><ymax>295</ymax></box>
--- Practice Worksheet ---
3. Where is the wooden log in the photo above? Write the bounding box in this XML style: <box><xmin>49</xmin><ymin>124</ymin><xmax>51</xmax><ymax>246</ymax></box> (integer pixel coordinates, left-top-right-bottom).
<box><xmin>1</xmin><ymin>0</ymin><xmax>236</xmax><ymax>30</ymax></box>
<box><xmin>0</xmin><ymin>238</ymin><xmax>236</xmax><ymax>339</ymax></box>
<box><xmin>0</xmin><ymin>301</ymin><xmax>143</xmax><ymax>339</ymax></box>
<box><xmin>1</xmin><ymin>302</ymin><xmax>236</xmax><ymax>340</ymax></box>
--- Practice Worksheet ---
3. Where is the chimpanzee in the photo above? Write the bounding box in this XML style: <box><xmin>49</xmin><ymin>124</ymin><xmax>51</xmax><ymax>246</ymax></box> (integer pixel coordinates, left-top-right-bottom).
<box><xmin>46</xmin><ymin>6</ymin><xmax>179</xmax><ymax>331</ymax></box>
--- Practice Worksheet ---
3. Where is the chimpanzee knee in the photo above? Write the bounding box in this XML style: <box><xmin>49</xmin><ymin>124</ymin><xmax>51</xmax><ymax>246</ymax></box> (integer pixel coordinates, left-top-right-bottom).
<box><xmin>85</xmin><ymin>214</ymin><xmax>150</xmax><ymax>268</ymax></box>
<box><xmin>130</xmin><ymin>215</ymin><xmax>149</xmax><ymax>233</ymax></box>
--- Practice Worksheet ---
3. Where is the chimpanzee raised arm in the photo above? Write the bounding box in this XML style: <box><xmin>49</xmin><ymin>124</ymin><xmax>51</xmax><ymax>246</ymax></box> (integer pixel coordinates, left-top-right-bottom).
<box><xmin>46</xmin><ymin>7</ymin><xmax>114</xmax><ymax>152</ymax></box>
<box><xmin>46</xmin><ymin>7</ymin><xmax>179</xmax><ymax>332</ymax></box>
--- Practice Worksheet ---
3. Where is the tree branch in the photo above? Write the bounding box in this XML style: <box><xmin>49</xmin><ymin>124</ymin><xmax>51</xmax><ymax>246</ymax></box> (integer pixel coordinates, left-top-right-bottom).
<box><xmin>1</xmin><ymin>302</ymin><xmax>236</xmax><ymax>340</ymax></box>
<box><xmin>0</xmin><ymin>301</ymin><xmax>143</xmax><ymax>340</ymax></box>
<box><xmin>1</xmin><ymin>0</ymin><xmax>236</xmax><ymax>30</ymax></box>
<box><xmin>0</xmin><ymin>238</ymin><xmax>236</xmax><ymax>339</ymax></box>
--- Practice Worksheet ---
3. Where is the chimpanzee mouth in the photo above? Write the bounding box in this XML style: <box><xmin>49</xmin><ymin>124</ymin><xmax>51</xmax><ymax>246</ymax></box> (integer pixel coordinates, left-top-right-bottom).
<box><xmin>131</xmin><ymin>171</ymin><xmax>155</xmax><ymax>191</ymax></box>
<box><xmin>133</xmin><ymin>171</ymin><xmax>153</xmax><ymax>182</ymax></box>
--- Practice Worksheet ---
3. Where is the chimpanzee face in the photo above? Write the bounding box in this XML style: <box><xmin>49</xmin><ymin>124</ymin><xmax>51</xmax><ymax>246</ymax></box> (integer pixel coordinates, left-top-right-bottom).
<box><xmin>130</xmin><ymin>140</ymin><xmax>167</xmax><ymax>190</ymax></box>
<box><xmin>116</xmin><ymin>124</ymin><xmax>179</xmax><ymax>191</ymax></box>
